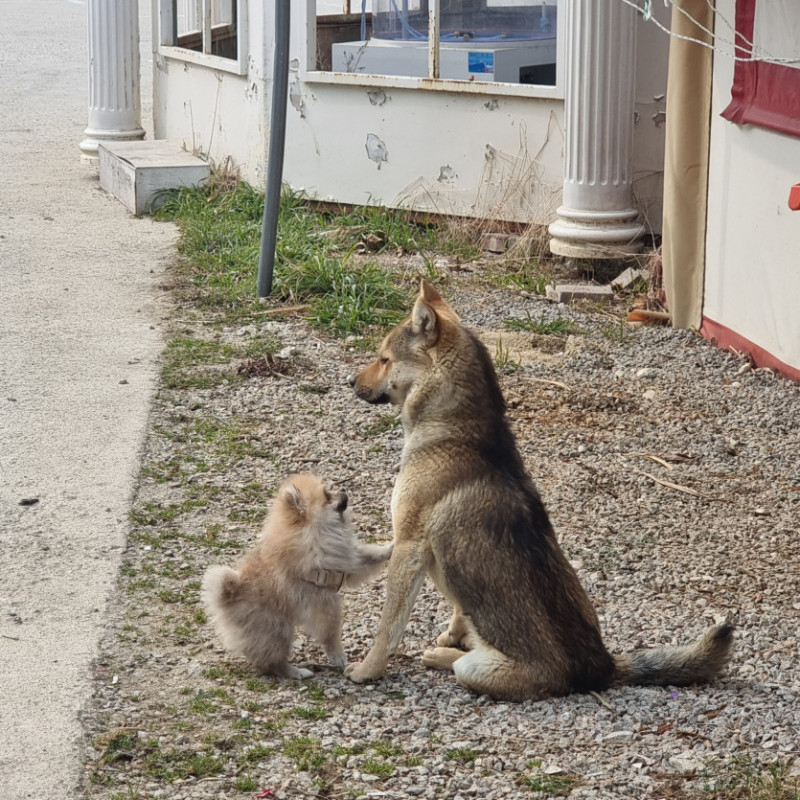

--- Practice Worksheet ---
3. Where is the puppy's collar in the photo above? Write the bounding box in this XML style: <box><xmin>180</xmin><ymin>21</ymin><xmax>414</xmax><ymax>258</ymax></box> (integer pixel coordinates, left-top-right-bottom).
<box><xmin>305</xmin><ymin>570</ymin><xmax>346</xmax><ymax>591</ymax></box>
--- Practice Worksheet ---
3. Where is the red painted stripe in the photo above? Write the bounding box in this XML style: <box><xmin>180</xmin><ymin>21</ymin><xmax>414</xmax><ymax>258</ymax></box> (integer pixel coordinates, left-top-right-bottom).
<box><xmin>700</xmin><ymin>316</ymin><xmax>800</xmax><ymax>384</ymax></box>
<box><xmin>720</xmin><ymin>0</ymin><xmax>800</xmax><ymax>138</ymax></box>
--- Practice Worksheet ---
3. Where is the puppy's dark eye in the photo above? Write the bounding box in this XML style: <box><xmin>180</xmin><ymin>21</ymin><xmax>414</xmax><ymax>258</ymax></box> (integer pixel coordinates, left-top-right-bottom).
<box><xmin>379</xmin><ymin>357</ymin><xmax>389</xmax><ymax>365</ymax></box>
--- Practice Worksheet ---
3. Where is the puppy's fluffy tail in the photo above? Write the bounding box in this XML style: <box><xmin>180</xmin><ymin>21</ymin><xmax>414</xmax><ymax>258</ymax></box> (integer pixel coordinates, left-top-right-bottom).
<box><xmin>202</xmin><ymin>565</ymin><xmax>245</xmax><ymax>612</ymax></box>
<box><xmin>612</xmin><ymin>622</ymin><xmax>734</xmax><ymax>687</ymax></box>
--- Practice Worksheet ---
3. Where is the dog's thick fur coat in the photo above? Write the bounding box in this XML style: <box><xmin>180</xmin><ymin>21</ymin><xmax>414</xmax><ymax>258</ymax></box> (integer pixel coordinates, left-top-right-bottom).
<box><xmin>346</xmin><ymin>281</ymin><xmax>733</xmax><ymax>701</ymax></box>
<box><xmin>202</xmin><ymin>474</ymin><xmax>393</xmax><ymax>679</ymax></box>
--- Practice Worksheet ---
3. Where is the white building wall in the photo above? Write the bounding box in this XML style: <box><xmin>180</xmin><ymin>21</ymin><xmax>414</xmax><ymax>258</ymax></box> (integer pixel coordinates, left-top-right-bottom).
<box><xmin>704</xmin><ymin>0</ymin><xmax>800</xmax><ymax>372</ymax></box>
<box><xmin>152</xmin><ymin>1</ymin><xmax>269</xmax><ymax>183</ymax></box>
<box><xmin>151</xmin><ymin>0</ymin><xmax>669</xmax><ymax>227</ymax></box>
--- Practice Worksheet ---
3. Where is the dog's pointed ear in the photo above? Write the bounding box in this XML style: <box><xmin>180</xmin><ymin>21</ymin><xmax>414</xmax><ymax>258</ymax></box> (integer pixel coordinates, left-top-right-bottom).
<box><xmin>281</xmin><ymin>483</ymin><xmax>306</xmax><ymax>517</ymax></box>
<box><xmin>419</xmin><ymin>279</ymin><xmax>442</xmax><ymax>304</ymax></box>
<box><xmin>411</xmin><ymin>292</ymin><xmax>438</xmax><ymax>337</ymax></box>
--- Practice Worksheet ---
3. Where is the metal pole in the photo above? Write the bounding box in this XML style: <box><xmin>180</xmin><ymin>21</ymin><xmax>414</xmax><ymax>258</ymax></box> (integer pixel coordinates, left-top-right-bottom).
<box><xmin>257</xmin><ymin>0</ymin><xmax>291</xmax><ymax>297</ymax></box>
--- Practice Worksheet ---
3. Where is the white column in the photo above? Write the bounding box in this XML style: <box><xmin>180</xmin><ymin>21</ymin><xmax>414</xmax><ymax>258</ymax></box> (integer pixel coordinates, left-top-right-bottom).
<box><xmin>549</xmin><ymin>0</ymin><xmax>644</xmax><ymax>258</ymax></box>
<box><xmin>80</xmin><ymin>0</ymin><xmax>145</xmax><ymax>161</ymax></box>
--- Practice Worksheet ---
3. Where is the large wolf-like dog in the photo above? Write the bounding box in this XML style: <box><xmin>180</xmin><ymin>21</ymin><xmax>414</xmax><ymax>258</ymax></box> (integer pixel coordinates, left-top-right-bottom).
<box><xmin>346</xmin><ymin>280</ymin><xmax>733</xmax><ymax>701</ymax></box>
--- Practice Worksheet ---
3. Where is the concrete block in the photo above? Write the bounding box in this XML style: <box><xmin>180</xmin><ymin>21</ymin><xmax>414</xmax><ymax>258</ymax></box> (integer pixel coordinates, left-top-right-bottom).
<box><xmin>481</xmin><ymin>232</ymin><xmax>511</xmax><ymax>254</ymax></box>
<box><xmin>99</xmin><ymin>140</ymin><xmax>210</xmax><ymax>215</ymax></box>
<box><xmin>611</xmin><ymin>266</ymin><xmax>645</xmax><ymax>290</ymax></box>
<box><xmin>546</xmin><ymin>283</ymin><xmax>614</xmax><ymax>303</ymax></box>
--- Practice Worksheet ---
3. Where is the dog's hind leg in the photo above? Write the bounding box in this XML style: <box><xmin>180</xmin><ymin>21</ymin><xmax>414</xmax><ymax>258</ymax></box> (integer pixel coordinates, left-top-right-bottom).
<box><xmin>436</xmin><ymin>606</ymin><xmax>470</xmax><ymax>648</ymax></box>
<box><xmin>421</xmin><ymin>646</ymin><xmax>464</xmax><ymax>671</ymax></box>
<box><xmin>303</xmin><ymin>600</ymin><xmax>347</xmax><ymax>670</ymax></box>
<box><xmin>423</xmin><ymin>626</ymin><xmax>562</xmax><ymax>702</ymax></box>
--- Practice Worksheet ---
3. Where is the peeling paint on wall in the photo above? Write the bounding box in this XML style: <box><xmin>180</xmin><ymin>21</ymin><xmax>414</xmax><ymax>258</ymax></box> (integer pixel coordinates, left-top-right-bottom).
<box><xmin>365</xmin><ymin>133</ymin><xmax>388</xmax><ymax>169</ymax></box>
<box><xmin>367</xmin><ymin>89</ymin><xmax>389</xmax><ymax>106</ymax></box>
<box><xmin>395</xmin><ymin>120</ymin><xmax>563</xmax><ymax>224</ymax></box>
<box><xmin>290</xmin><ymin>79</ymin><xmax>306</xmax><ymax>118</ymax></box>
<box><xmin>288</xmin><ymin>58</ymin><xmax>306</xmax><ymax>118</ymax></box>
<box><xmin>437</xmin><ymin>165</ymin><xmax>457</xmax><ymax>183</ymax></box>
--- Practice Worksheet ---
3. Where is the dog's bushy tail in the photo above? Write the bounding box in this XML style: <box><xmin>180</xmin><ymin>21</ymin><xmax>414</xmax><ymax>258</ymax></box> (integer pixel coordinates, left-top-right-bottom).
<box><xmin>612</xmin><ymin>623</ymin><xmax>734</xmax><ymax>687</ymax></box>
<box><xmin>202</xmin><ymin>565</ymin><xmax>245</xmax><ymax>612</ymax></box>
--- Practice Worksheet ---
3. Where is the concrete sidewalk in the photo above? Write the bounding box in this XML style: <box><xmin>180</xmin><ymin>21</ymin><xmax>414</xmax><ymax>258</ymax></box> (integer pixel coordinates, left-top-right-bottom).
<box><xmin>0</xmin><ymin>1</ymin><xmax>176</xmax><ymax>797</ymax></box>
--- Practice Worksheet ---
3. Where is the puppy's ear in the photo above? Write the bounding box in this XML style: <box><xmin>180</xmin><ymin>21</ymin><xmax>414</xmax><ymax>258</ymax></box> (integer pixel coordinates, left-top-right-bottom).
<box><xmin>281</xmin><ymin>483</ymin><xmax>306</xmax><ymax>518</ymax></box>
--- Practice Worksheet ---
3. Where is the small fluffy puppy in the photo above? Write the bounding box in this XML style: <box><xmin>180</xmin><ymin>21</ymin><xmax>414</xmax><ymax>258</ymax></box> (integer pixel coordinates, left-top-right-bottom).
<box><xmin>202</xmin><ymin>473</ymin><xmax>393</xmax><ymax>679</ymax></box>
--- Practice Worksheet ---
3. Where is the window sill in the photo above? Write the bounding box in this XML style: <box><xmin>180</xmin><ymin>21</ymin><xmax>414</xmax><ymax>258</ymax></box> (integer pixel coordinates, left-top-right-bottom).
<box><xmin>303</xmin><ymin>69</ymin><xmax>563</xmax><ymax>100</ymax></box>
<box><xmin>158</xmin><ymin>45</ymin><xmax>247</xmax><ymax>76</ymax></box>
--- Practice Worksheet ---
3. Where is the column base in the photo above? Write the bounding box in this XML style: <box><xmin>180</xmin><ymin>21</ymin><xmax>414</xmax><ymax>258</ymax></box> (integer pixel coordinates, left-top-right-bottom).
<box><xmin>549</xmin><ymin>206</ymin><xmax>645</xmax><ymax>259</ymax></box>
<box><xmin>80</xmin><ymin>126</ymin><xmax>146</xmax><ymax>162</ymax></box>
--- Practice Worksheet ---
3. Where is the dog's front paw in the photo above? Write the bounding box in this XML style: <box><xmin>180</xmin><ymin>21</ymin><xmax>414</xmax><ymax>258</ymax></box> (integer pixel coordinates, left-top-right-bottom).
<box><xmin>287</xmin><ymin>666</ymin><xmax>314</xmax><ymax>680</ymax></box>
<box><xmin>344</xmin><ymin>661</ymin><xmax>384</xmax><ymax>684</ymax></box>
<box><xmin>328</xmin><ymin>652</ymin><xmax>347</xmax><ymax>670</ymax></box>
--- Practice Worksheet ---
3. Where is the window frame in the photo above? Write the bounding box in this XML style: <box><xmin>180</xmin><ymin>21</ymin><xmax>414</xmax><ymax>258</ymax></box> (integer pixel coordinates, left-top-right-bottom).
<box><xmin>306</xmin><ymin>0</ymin><xmax>566</xmax><ymax>99</ymax></box>
<box><xmin>157</xmin><ymin>0</ymin><xmax>249</xmax><ymax>76</ymax></box>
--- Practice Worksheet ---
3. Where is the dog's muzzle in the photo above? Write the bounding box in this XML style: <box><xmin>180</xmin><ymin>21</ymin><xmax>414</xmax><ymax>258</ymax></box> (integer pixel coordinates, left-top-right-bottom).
<box><xmin>333</xmin><ymin>490</ymin><xmax>348</xmax><ymax>513</ymax></box>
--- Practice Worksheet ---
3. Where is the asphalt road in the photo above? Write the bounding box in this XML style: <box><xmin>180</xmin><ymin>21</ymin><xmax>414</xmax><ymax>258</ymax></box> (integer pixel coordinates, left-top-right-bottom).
<box><xmin>0</xmin><ymin>1</ymin><xmax>175</xmax><ymax>796</ymax></box>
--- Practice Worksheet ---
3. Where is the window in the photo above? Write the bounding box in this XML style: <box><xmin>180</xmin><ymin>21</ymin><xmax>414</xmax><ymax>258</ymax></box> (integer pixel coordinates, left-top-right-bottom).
<box><xmin>722</xmin><ymin>0</ymin><xmax>800</xmax><ymax>138</ymax></box>
<box><xmin>158</xmin><ymin>0</ymin><xmax>248</xmax><ymax>74</ymax></box>
<box><xmin>313</xmin><ymin>0</ymin><xmax>563</xmax><ymax>95</ymax></box>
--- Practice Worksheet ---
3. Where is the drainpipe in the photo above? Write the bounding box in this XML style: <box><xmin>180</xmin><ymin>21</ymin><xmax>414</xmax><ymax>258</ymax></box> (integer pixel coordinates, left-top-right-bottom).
<box><xmin>548</xmin><ymin>0</ymin><xmax>644</xmax><ymax>258</ymax></box>
<box><xmin>257</xmin><ymin>0</ymin><xmax>291</xmax><ymax>297</ymax></box>
<box><xmin>80</xmin><ymin>0</ymin><xmax>145</xmax><ymax>160</ymax></box>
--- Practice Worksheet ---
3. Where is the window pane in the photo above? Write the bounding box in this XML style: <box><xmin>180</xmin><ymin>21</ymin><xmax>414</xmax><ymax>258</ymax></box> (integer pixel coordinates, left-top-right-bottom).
<box><xmin>324</xmin><ymin>0</ymin><xmax>558</xmax><ymax>85</ymax></box>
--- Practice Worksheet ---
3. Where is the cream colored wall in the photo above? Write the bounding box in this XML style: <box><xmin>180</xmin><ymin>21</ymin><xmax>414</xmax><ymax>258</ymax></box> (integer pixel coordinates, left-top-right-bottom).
<box><xmin>704</xmin><ymin>0</ymin><xmax>800</xmax><ymax>370</ymax></box>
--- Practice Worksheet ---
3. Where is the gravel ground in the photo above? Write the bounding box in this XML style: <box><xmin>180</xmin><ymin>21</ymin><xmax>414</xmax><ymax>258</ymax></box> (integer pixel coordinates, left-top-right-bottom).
<box><xmin>80</xmin><ymin>257</ymin><xmax>800</xmax><ymax>800</ymax></box>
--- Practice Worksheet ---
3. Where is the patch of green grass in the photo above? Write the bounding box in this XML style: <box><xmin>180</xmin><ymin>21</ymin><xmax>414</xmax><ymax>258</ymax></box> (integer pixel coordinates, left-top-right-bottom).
<box><xmin>162</xmin><ymin>337</ymin><xmax>243</xmax><ymax>390</ymax></box>
<box><xmin>363</xmin><ymin>414</ymin><xmax>401</xmax><ymax>437</ymax></box>
<box><xmin>143</xmin><ymin>747</ymin><xmax>225</xmax><ymax>783</ymax></box>
<box><xmin>280</xmin><ymin>256</ymin><xmax>408</xmax><ymax>335</ymax></box>
<box><xmin>298</xmin><ymin>383</ymin><xmax>330</xmax><ymax>395</ymax></box>
<box><xmin>492</xmin><ymin>338</ymin><xmax>521</xmax><ymax>374</ymax></box>
<box><xmin>504</xmin><ymin>312</ymin><xmax>578</xmax><ymax>336</ymax></box>
<box><xmin>370</xmin><ymin>742</ymin><xmax>404</xmax><ymax>758</ymax></box>
<box><xmin>238</xmin><ymin>744</ymin><xmax>273</xmax><ymax>765</ymax></box>
<box><xmin>203</xmin><ymin>666</ymin><xmax>227</xmax><ymax>680</ymax></box>
<box><xmin>282</xmin><ymin>736</ymin><xmax>328</xmax><ymax>772</ymax></box>
<box><xmin>486</xmin><ymin>263</ymin><xmax>552</xmax><ymax>295</ymax></box>
<box><xmin>692</xmin><ymin>756</ymin><xmax>800</xmax><ymax>800</ymax></box>
<box><xmin>525</xmin><ymin>761</ymin><xmax>576</xmax><ymax>796</ymax></box>
<box><xmin>600</xmin><ymin>321</ymin><xmax>631</xmax><ymax>342</ymax></box>
<box><xmin>99</xmin><ymin>732</ymin><xmax>138</xmax><ymax>763</ymax></box>
<box><xmin>244</xmin><ymin>677</ymin><xmax>269</xmax><ymax>693</ymax></box>
<box><xmin>291</xmin><ymin>704</ymin><xmax>328</xmax><ymax>721</ymax></box>
<box><xmin>446</xmin><ymin>747</ymin><xmax>479</xmax><ymax>764</ymax></box>
<box><xmin>234</xmin><ymin>774</ymin><xmax>259</xmax><ymax>792</ymax></box>
<box><xmin>154</xmin><ymin>183</ymin><xmax>418</xmax><ymax>336</ymax></box>
<box><xmin>306</xmin><ymin>682</ymin><xmax>326</xmax><ymax>702</ymax></box>
<box><xmin>189</xmin><ymin>687</ymin><xmax>233</xmax><ymax>715</ymax></box>
<box><xmin>362</xmin><ymin>758</ymin><xmax>395</xmax><ymax>779</ymax></box>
